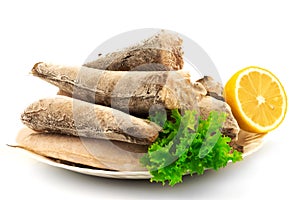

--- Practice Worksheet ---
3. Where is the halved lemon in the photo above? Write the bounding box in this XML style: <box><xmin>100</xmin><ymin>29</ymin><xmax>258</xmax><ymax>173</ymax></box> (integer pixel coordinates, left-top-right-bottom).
<box><xmin>224</xmin><ymin>66</ymin><xmax>287</xmax><ymax>133</ymax></box>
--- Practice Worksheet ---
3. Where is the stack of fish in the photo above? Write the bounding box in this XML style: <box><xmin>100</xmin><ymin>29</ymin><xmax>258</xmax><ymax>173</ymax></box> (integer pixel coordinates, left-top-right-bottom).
<box><xmin>17</xmin><ymin>30</ymin><xmax>240</xmax><ymax>171</ymax></box>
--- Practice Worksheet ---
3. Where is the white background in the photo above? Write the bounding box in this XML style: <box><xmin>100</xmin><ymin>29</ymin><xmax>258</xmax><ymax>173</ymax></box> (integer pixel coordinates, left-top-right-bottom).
<box><xmin>0</xmin><ymin>0</ymin><xmax>298</xmax><ymax>199</ymax></box>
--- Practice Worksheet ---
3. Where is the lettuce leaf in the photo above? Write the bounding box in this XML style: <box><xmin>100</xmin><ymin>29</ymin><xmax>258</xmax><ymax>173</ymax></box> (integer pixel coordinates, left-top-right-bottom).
<box><xmin>140</xmin><ymin>110</ymin><xmax>242</xmax><ymax>186</ymax></box>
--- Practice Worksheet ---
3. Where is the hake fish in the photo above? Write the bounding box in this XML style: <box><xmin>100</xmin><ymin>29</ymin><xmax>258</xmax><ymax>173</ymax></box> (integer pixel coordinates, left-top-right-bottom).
<box><xmin>21</xmin><ymin>96</ymin><xmax>161</xmax><ymax>145</ymax></box>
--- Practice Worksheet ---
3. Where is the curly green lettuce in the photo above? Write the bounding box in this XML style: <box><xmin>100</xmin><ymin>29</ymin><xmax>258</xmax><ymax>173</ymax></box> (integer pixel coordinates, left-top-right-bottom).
<box><xmin>140</xmin><ymin>109</ymin><xmax>242</xmax><ymax>186</ymax></box>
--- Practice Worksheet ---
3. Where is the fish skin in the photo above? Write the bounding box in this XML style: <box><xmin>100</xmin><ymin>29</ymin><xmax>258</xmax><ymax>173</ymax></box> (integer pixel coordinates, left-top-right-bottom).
<box><xmin>31</xmin><ymin>62</ymin><xmax>207</xmax><ymax>117</ymax></box>
<box><xmin>84</xmin><ymin>30</ymin><xmax>183</xmax><ymax>71</ymax></box>
<box><xmin>21</xmin><ymin>96</ymin><xmax>161</xmax><ymax>145</ymax></box>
